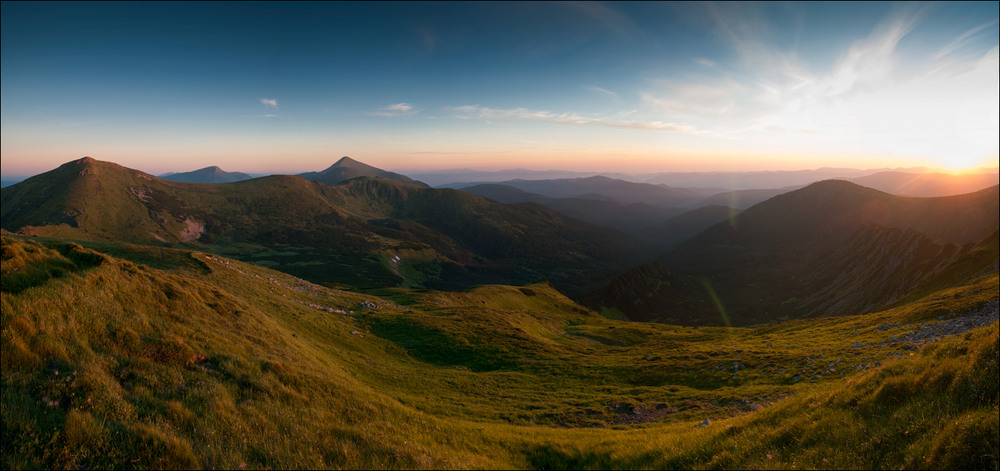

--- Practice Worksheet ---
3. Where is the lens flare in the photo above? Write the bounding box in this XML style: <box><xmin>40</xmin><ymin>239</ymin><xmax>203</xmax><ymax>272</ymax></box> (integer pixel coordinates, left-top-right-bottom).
<box><xmin>700</xmin><ymin>279</ymin><xmax>733</xmax><ymax>332</ymax></box>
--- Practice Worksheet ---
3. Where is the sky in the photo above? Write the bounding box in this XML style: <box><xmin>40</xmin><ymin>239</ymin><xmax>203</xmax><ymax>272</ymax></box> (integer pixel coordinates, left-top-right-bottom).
<box><xmin>2</xmin><ymin>1</ymin><xmax>998</xmax><ymax>177</ymax></box>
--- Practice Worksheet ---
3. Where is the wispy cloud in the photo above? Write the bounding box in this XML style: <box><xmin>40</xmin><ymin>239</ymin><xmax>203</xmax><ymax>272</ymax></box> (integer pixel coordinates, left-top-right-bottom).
<box><xmin>563</xmin><ymin>1</ymin><xmax>644</xmax><ymax>38</ymax></box>
<box><xmin>369</xmin><ymin>102</ymin><xmax>418</xmax><ymax>117</ymax></box>
<box><xmin>821</xmin><ymin>6</ymin><xmax>924</xmax><ymax>99</ymax></box>
<box><xmin>261</xmin><ymin>98</ymin><xmax>278</xmax><ymax>107</ymax></box>
<box><xmin>261</xmin><ymin>114</ymin><xmax>278</xmax><ymax>118</ymax></box>
<box><xmin>933</xmin><ymin>19</ymin><xmax>999</xmax><ymax>61</ymax></box>
<box><xmin>638</xmin><ymin>3</ymin><xmax>998</xmax><ymax>166</ymax></box>
<box><xmin>693</xmin><ymin>58</ymin><xmax>716</xmax><ymax>68</ymax></box>
<box><xmin>639</xmin><ymin>4</ymin><xmax>935</xmax><ymax>133</ymax></box>
<box><xmin>582</xmin><ymin>85</ymin><xmax>620</xmax><ymax>100</ymax></box>
<box><xmin>447</xmin><ymin>105</ymin><xmax>694</xmax><ymax>133</ymax></box>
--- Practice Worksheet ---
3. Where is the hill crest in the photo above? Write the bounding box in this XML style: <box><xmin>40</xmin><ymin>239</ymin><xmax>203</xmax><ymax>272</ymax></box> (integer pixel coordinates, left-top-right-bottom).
<box><xmin>161</xmin><ymin>166</ymin><xmax>252</xmax><ymax>183</ymax></box>
<box><xmin>299</xmin><ymin>156</ymin><xmax>426</xmax><ymax>187</ymax></box>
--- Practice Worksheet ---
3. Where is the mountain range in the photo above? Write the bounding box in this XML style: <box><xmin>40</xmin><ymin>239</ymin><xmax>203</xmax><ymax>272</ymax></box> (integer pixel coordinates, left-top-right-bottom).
<box><xmin>4</xmin><ymin>157</ymin><xmax>998</xmax><ymax>326</ymax></box>
<box><xmin>2</xmin><ymin>156</ymin><xmax>998</xmax><ymax>470</ymax></box>
<box><xmin>590</xmin><ymin>180</ymin><xmax>999</xmax><ymax>325</ymax></box>
<box><xmin>459</xmin><ymin>183</ymin><xmax>685</xmax><ymax>234</ymax></box>
<box><xmin>0</xmin><ymin>157</ymin><xmax>623</xmax><ymax>293</ymax></box>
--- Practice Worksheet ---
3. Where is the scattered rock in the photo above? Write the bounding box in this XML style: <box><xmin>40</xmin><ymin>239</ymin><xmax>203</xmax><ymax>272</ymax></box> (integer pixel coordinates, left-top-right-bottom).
<box><xmin>876</xmin><ymin>300</ymin><xmax>998</xmax><ymax>349</ymax></box>
<box><xmin>696</xmin><ymin>418</ymin><xmax>711</xmax><ymax>428</ymax></box>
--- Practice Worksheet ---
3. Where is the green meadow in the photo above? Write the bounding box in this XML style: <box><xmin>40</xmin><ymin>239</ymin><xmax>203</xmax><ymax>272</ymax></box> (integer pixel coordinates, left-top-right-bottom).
<box><xmin>2</xmin><ymin>235</ymin><xmax>997</xmax><ymax>469</ymax></box>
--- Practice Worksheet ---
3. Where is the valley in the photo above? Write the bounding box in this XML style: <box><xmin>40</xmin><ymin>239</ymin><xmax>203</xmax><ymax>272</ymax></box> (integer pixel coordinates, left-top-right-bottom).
<box><xmin>1</xmin><ymin>157</ymin><xmax>997</xmax><ymax>470</ymax></box>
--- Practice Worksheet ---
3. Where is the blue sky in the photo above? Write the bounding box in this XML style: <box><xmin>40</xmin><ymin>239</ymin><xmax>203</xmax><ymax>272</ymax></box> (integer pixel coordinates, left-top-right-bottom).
<box><xmin>2</xmin><ymin>1</ymin><xmax>997</xmax><ymax>176</ymax></box>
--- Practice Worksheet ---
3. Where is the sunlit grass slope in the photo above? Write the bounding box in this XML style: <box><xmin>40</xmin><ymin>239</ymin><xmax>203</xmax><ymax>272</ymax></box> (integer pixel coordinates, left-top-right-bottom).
<box><xmin>2</xmin><ymin>235</ymin><xmax>997</xmax><ymax>469</ymax></box>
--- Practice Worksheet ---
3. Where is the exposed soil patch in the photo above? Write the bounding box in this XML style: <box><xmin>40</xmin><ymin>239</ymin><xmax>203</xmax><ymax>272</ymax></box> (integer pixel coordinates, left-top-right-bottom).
<box><xmin>179</xmin><ymin>218</ymin><xmax>204</xmax><ymax>242</ymax></box>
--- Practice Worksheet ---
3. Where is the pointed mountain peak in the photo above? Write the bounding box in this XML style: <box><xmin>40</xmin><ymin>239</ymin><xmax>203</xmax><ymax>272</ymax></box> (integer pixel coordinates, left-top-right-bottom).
<box><xmin>323</xmin><ymin>156</ymin><xmax>379</xmax><ymax>173</ymax></box>
<box><xmin>333</xmin><ymin>156</ymin><xmax>362</xmax><ymax>167</ymax></box>
<box><xmin>301</xmin><ymin>157</ymin><xmax>426</xmax><ymax>187</ymax></box>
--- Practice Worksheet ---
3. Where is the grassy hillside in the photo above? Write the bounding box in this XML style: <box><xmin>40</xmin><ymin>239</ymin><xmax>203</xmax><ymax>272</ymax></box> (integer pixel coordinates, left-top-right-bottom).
<box><xmin>2</xmin><ymin>235</ymin><xmax>996</xmax><ymax>469</ymax></box>
<box><xmin>593</xmin><ymin>181</ymin><xmax>999</xmax><ymax>325</ymax></box>
<box><xmin>1</xmin><ymin>158</ymin><xmax>624</xmax><ymax>293</ymax></box>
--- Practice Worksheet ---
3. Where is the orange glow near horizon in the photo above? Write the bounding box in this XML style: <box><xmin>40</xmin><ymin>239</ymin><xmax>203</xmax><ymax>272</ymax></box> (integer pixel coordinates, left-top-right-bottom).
<box><xmin>1</xmin><ymin>144</ymin><xmax>997</xmax><ymax>178</ymax></box>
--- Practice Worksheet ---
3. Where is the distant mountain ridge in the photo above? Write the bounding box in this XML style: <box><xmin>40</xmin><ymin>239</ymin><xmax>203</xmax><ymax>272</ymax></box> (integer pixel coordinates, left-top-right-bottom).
<box><xmin>460</xmin><ymin>183</ymin><xmax>683</xmax><ymax>233</ymax></box>
<box><xmin>590</xmin><ymin>180</ymin><xmax>1000</xmax><ymax>325</ymax></box>
<box><xmin>299</xmin><ymin>156</ymin><xmax>427</xmax><ymax>187</ymax></box>
<box><xmin>409</xmin><ymin>166</ymin><xmax>953</xmax><ymax>189</ymax></box>
<box><xmin>846</xmin><ymin>170</ymin><xmax>1000</xmax><ymax>197</ymax></box>
<box><xmin>457</xmin><ymin>175</ymin><xmax>711</xmax><ymax>208</ymax></box>
<box><xmin>691</xmin><ymin>170</ymin><xmax>1000</xmax><ymax>210</ymax></box>
<box><xmin>161</xmin><ymin>165</ymin><xmax>252</xmax><ymax>183</ymax></box>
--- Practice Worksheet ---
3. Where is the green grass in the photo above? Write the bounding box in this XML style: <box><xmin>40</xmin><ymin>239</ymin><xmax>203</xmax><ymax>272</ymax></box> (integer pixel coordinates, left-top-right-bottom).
<box><xmin>2</xmin><ymin>235</ymin><xmax>997</xmax><ymax>469</ymax></box>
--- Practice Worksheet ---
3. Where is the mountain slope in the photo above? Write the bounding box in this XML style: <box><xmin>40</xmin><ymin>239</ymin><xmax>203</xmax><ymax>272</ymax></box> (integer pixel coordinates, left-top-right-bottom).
<box><xmin>161</xmin><ymin>166</ymin><xmax>253</xmax><ymax>183</ymax></box>
<box><xmin>2</xmin><ymin>235</ymin><xmax>996</xmax><ymax>469</ymax></box>
<box><xmin>695</xmin><ymin>188</ymin><xmax>795</xmax><ymax>210</ymax></box>
<box><xmin>636</xmin><ymin>204</ymin><xmax>739</xmax><ymax>249</ymax></box>
<box><xmin>591</xmin><ymin>180</ymin><xmax>999</xmax><ymax>325</ymax></box>
<box><xmin>892</xmin><ymin>228</ymin><xmax>1000</xmax><ymax>306</ymax></box>
<box><xmin>299</xmin><ymin>156</ymin><xmax>426</xmax><ymax>187</ymax></box>
<box><xmin>0</xmin><ymin>157</ymin><xmax>623</xmax><ymax>292</ymax></box>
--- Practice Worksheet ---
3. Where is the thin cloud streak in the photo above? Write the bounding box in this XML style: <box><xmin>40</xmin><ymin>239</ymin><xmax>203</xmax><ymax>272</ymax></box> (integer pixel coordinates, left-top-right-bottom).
<box><xmin>563</xmin><ymin>1</ymin><xmax>644</xmax><ymax>38</ymax></box>
<box><xmin>582</xmin><ymin>85</ymin><xmax>620</xmax><ymax>100</ymax></box>
<box><xmin>261</xmin><ymin>98</ymin><xmax>278</xmax><ymax>107</ymax></box>
<box><xmin>369</xmin><ymin>102</ymin><xmax>417</xmax><ymax>117</ymax></box>
<box><xmin>933</xmin><ymin>19</ymin><xmax>1000</xmax><ymax>61</ymax></box>
<box><xmin>447</xmin><ymin>105</ymin><xmax>695</xmax><ymax>133</ymax></box>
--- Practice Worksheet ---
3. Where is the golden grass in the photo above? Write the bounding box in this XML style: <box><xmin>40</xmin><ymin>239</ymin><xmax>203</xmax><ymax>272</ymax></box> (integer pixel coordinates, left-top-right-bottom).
<box><xmin>2</xmin><ymin>235</ymin><xmax>996</xmax><ymax>469</ymax></box>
